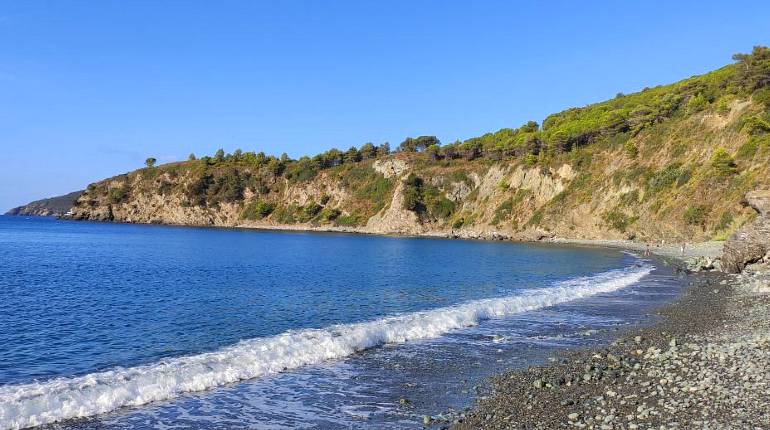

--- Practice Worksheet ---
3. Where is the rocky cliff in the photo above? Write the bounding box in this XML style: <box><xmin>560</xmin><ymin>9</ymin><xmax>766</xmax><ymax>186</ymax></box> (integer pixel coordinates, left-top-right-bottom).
<box><xmin>63</xmin><ymin>48</ymin><xmax>770</xmax><ymax>244</ymax></box>
<box><xmin>6</xmin><ymin>191</ymin><xmax>83</xmax><ymax>217</ymax></box>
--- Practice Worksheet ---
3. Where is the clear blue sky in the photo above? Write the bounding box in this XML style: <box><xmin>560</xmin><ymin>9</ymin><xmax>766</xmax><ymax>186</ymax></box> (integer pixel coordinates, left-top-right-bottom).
<box><xmin>1</xmin><ymin>1</ymin><xmax>769</xmax><ymax>211</ymax></box>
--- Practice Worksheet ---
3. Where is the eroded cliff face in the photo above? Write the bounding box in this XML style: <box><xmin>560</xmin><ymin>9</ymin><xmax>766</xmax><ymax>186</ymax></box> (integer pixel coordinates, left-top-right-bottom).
<box><xmin>63</xmin><ymin>89</ymin><xmax>770</xmax><ymax>243</ymax></box>
<box><xmin>66</xmin><ymin>117</ymin><xmax>768</xmax><ymax>244</ymax></box>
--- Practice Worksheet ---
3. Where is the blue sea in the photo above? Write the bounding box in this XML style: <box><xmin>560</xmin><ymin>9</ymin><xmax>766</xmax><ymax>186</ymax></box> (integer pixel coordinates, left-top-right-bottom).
<box><xmin>0</xmin><ymin>216</ymin><xmax>683</xmax><ymax>429</ymax></box>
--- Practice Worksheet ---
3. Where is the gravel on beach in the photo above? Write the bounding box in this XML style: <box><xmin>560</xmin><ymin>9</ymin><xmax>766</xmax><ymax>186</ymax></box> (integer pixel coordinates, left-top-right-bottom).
<box><xmin>436</xmin><ymin>251</ymin><xmax>770</xmax><ymax>430</ymax></box>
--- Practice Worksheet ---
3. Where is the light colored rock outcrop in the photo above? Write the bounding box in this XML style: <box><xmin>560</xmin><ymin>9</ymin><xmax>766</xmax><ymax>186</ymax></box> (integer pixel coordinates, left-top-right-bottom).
<box><xmin>722</xmin><ymin>190</ymin><xmax>770</xmax><ymax>273</ymax></box>
<box><xmin>364</xmin><ymin>177</ymin><xmax>425</xmax><ymax>235</ymax></box>
<box><xmin>373</xmin><ymin>158</ymin><xmax>409</xmax><ymax>179</ymax></box>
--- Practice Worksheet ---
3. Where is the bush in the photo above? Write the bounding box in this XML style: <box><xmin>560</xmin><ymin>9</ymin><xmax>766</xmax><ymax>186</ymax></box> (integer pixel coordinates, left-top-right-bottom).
<box><xmin>402</xmin><ymin>174</ymin><xmax>424</xmax><ymax>212</ymax></box>
<box><xmin>648</xmin><ymin>163</ymin><xmax>688</xmax><ymax>194</ymax></box>
<box><xmin>624</xmin><ymin>140</ymin><xmax>638</xmax><ymax>158</ymax></box>
<box><xmin>753</xmin><ymin>88</ymin><xmax>770</xmax><ymax>108</ymax></box>
<box><xmin>429</xmin><ymin>197</ymin><xmax>455</xmax><ymax>219</ymax></box>
<box><xmin>272</xmin><ymin>204</ymin><xmax>298</xmax><ymax>224</ymax></box>
<box><xmin>241</xmin><ymin>200</ymin><xmax>275</xmax><ymax>220</ymax></box>
<box><xmin>355</xmin><ymin>175</ymin><xmax>393</xmax><ymax>213</ymax></box>
<box><xmin>603</xmin><ymin>210</ymin><xmax>637</xmax><ymax>232</ymax></box>
<box><xmin>686</xmin><ymin>93</ymin><xmax>709</xmax><ymax>113</ymax></box>
<box><xmin>684</xmin><ymin>205</ymin><xmax>710</xmax><ymax>227</ymax></box>
<box><xmin>710</xmin><ymin>148</ymin><xmax>738</xmax><ymax>176</ymax></box>
<box><xmin>491</xmin><ymin>199</ymin><xmax>513</xmax><ymax>225</ymax></box>
<box><xmin>741</xmin><ymin>115</ymin><xmax>770</xmax><ymax>135</ymax></box>
<box><xmin>318</xmin><ymin>207</ymin><xmax>341</xmax><ymax>222</ymax></box>
<box><xmin>716</xmin><ymin>211</ymin><xmax>733</xmax><ymax>231</ymax></box>
<box><xmin>108</xmin><ymin>186</ymin><xmax>129</xmax><ymax>204</ymax></box>
<box><xmin>527</xmin><ymin>209</ymin><xmax>544</xmax><ymax>226</ymax></box>
<box><xmin>736</xmin><ymin>138</ymin><xmax>760</xmax><ymax>159</ymax></box>
<box><xmin>334</xmin><ymin>214</ymin><xmax>361</xmax><ymax>226</ymax></box>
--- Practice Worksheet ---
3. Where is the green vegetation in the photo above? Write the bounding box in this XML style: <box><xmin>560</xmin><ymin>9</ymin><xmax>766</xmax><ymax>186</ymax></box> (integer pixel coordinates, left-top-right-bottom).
<box><xmin>334</xmin><ymin>214</ymin><xmax>361</xmax><ymax>227</ymax></box>
<box><xmin>108</xmin><ymin>186</ymin><xmax>129</xmax><ymax>204</ymax></box>
<box><xmin>684</xmin><ymin>205</ymin><xmax>710</xmax><ymax>227</ymax></box>
<box><xmin>716</xmin><ymin>211</ymin><xmax>734</xmax><ymax>231</ymax></box>
<box><xmin>491</xmin><ymin>198</ymin><xmax>513</xmax><ymax>225</ymax></box>
<box><xmin>402</xmin><ymin>174</ymin><xmax>456</xmax><ymax>221</ymax></box>
<box><xmin>619</xmin><ymin>190</ymin><xmax>640</xmax><ymax>206</ymax></box>
<box><xmin>603</xmin><ymin>210</ymin><xmax>637</xmax><ymax>232</ymax></box>
<box><xmin>75</xmin><ymin>46</ymin><xmax>770</xmax><ymax>241</ymax></box>
<box><xmin>647</xmin><ymin>163</ymin><xmax>691</xmax><ymax>194</ymax></box>
<box><xmin>241</xmin><ymin>200</ymin><xmax>275</xmax><ymax>220</ymax></box>
<box><xmin>710</xmin><ymin>148</ymin><xmax>738</xmax><ymax>176</ymax></box>
<box><xmin>116</xmin><ymin>46</ymin><xmax>770</xmax><ymax>188</ymax></box>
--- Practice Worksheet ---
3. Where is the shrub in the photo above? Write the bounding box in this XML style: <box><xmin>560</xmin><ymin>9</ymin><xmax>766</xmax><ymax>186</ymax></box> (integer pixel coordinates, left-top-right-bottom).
<box><xmin>686</xmin><ymin>93</ymin><xmax>709</xmax><ymax>113</ymax></box>
<box><xmin>648</xmin><ymin>163</ymin><xmax>687</xmax><ymax>194</ymax></box>
<box><xmin>741</xmin><ymin>115</ymin><xmax>770</xmax><ymax>135</ymax></box>
<box><xmin>603</xmin><ymin>210</ymin><xmax>637</xmax><ymax>232</ymax></box>
<box><xmin>318</xmin><ymin>207</ymin><xmax>341</xmax><ymax>222</ymax></box>
<box><xmin>716</xmin><ymin>96</ymin><xmax>734</xmax><ymax>115</ymax></box>
<box><xmin>524</xmin><ymin>154</ymin><xmax>538</xmax><ymax>166</ymax></box>
<box><xmin>334</xmin><ymin>214</ymin><xmax>361</xmax><ymax>226</ymax></box>
<box><xmin>624</xmin><ymin>140</ymin><xmax>638</xmax><ymax>158</ymax></box>
<box><xmin>429</xmin><ymin>197</ymin><xmax>455</xmax><ymax>219</ymax></box>
<box><xmin>108</xmin><ymin>186</ymin><xmax>129</xmax><ymax>204</ymax></box>
<box><xmin>710</xmin><ymin>148</ymin><xmax>738</xmax><ymax>176</ymax></box>
<box><xmin>716</xmin><ymin>211</ymin><xmax>733</xmax><ymax>231</ymax></box>
<box><xmin>185</xmin><ymin>174</ymin><xmax>212</xmax><ymax>206</ymax></box>
<box><xmin>206</xmin><ymin>169</ymin><xmax>244</xmax><ymax>204</ymax></box>
<box><xmin>272</xmin><ymin>204</ymin><xmax>297</xmax><ymax>224</ymax></box>
<box><xmin>293</xmin><ymin>202</ymin><xmax>323</xmax><ymax>222</ymax></box>
<box><xmin>491</xmin><ymin>199</ymin><xmax>513</xmax><ymax>225</ymax></box>
<box><xmin>355</xmin><ymin>175</ymin><xmax>393</xmax><ymax>213</ymax></box>
<box><xmin>684</xmin><ymin>205</ymin><xmax>710</xmax><ymax>227</ymax></box>
<box><xmin>241</xmin><ymin>200</ymin><xmax>275</xmax><ymax>220</ymax></box>
<box><xmin>402</xmin><ymin>174</ymin><xmax>424</xmax><ymax>212</ymax></box>
<box><xmin>736</xmin><ymin>138</ymin><xmax>760</xmax><ymax>159</ymax></box>
<box><xmin>527</xmin><ymin>209</ymin><xmax>544</xmax><ymax>226</ymax></box>
<box><xmin>753</xmin><ymin>88</ymin><xmax>770</xmax><ymax>108</ymax></box>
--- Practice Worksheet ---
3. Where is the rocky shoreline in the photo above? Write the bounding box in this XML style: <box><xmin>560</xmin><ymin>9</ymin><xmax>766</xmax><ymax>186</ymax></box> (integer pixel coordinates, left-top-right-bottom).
<box><xmin>434</xmin><ymin>249</ymin><xmax>770</xmax><ymax>430</ymax></box>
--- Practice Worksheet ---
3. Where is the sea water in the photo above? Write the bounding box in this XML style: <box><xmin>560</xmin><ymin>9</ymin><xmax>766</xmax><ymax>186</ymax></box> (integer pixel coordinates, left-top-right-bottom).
<box><xmin>0</xmin><ymin>216</ymin><xmax>682</xmax><ymax>429</ymax></box>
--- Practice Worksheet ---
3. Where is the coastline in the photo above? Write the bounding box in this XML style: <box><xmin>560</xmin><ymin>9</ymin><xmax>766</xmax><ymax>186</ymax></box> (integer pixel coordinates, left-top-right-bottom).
<box><xmin>440</xmin><ymin>245</ymin><xmax>770</xmax><ymax>429</ymax></box>
<box><xmin>44</xmin><ymin>213</ymin><xmax>727</xmax><ymax>261</ymax></box>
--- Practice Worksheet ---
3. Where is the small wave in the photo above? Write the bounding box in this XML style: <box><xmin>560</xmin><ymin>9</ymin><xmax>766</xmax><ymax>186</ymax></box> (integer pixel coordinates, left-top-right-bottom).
<box><xmin>0</xmin><ymin>264</ymin><xmax>652</xmax><ymax>429</ymax></box>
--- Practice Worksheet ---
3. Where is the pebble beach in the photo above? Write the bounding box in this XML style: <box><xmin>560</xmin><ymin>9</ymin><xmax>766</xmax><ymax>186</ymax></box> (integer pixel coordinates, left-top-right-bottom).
<box><xmin>440</xmin><ymin>243</ymin><xmax>770</xmax><ymax>430</ymax></box>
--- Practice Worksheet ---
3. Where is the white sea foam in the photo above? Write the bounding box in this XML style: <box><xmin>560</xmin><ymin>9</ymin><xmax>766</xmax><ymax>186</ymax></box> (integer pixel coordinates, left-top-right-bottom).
<box><xmin>0</xmin><ymin>264</ymin><xmax>652</xmax><ymax>429</ymax></box>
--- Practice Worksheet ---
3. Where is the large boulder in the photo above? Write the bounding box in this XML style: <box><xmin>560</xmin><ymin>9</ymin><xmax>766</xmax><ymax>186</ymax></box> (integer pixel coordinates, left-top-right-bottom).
<box><xmin>721</xmin><ymin>190</ymin><xmax>770</xmax><ymax>273</ymax></box>
<box><xmin>746</xmin><ymin>190</ymin><xmax>770</xmax><ymax>216</ymax></box>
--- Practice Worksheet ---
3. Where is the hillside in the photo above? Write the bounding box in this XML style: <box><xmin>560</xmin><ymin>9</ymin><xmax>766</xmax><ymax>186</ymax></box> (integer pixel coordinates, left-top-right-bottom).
<box><xmin>67</xmin><ymin>47</ymin><xmax>770</xmax><ymax>243</ymax></box>
<box><xmin>6</xmin><ymin>191</ymin><xmax>83</xmax><ymax>217</ymax></box>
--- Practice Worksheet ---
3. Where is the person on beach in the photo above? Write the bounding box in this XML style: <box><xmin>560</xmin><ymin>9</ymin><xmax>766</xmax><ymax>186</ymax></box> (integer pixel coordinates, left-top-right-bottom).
<box><xmin>681</xmin><ymin>243</ymin><xmax>686</xmax><ymax>255</ymax></box>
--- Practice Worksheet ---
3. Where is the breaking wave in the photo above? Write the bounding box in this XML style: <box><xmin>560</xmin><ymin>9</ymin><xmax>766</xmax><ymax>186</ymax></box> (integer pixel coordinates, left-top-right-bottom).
<box><xmin>0</xmin><ymin>263</ymin><xmax>652</xmax><ymax>429</ymax></box>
